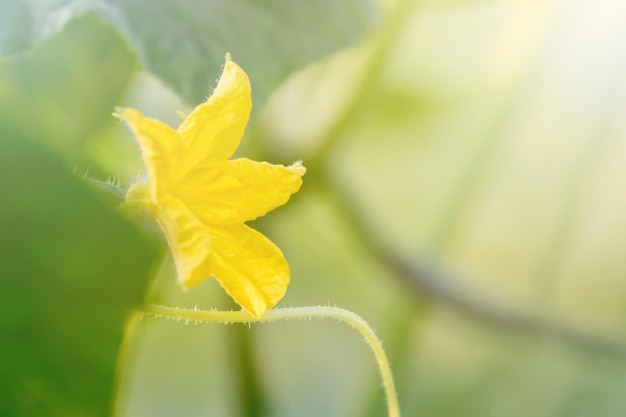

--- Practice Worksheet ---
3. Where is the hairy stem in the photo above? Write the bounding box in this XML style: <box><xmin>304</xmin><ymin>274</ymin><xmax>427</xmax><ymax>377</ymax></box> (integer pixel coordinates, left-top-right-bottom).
<box><xmin>140</xmin><ymin>304</ymin><xmax>400</xmax><ymax>417</ymax></box>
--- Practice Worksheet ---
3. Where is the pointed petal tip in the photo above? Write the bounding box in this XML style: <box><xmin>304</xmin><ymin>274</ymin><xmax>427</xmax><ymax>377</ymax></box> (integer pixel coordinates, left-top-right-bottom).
<box><xmin>178</xmin><ymin>269</ymin><xmax>208</xmax><ymax>289</ymax></box>
<box><xmin>287</xmin><ymin>161</ymin><xmax>306</xmax><ymax>176</ymax></box>
<box><xmin>232</xmin><ymin>289</ymin><xmax>272</xmax><ymax>320</ymax></box>
<box><xmin>217</xmin><ymin>53</ymin><xmax>249</xmax><ymax>89</ymax></box>
<box><xmin>117</xmin><ymin>108</ymin><xmax>142</xmax><ymax>123</ymax></box>
<box><xmin>112</xmin><ymin>106</ymin><xmax>125</xmax><ymax>120</ymax></box>
<box><xmin>246</xmin><ymin>306</ymin><xmax>266</xmax><ymax>320</ymax></box>
<box><xmin>222</xmin><ymin>52</ymin><xmax>240</xmax><ymax>77</ymax></box>
<box><xmin>112</xmin><ymin>106</ymin><xmax>136</xmax><ymax>122</ymax></box>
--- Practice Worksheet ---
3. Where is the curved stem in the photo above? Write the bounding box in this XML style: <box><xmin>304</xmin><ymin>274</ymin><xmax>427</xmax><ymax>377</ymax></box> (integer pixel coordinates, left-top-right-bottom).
<box><xmin>141</xmin><ymin>304</ymin><xmax>400</xmax><ymax>417</ymax></box>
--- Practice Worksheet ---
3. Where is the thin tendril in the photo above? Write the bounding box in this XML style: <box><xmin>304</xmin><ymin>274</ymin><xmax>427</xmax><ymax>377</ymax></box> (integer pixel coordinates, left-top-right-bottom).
<box><xmin>140</xmin><ymin>304</ymin><xmax>400</xmax><ymax>417</ymax></box>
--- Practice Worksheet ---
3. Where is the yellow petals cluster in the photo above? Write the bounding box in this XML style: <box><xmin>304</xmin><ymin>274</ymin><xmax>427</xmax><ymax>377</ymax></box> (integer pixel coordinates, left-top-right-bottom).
<box><xmin>121</xmin><ymin>55</ymin><xmax>304</xmax><ymax>318</ymax></box>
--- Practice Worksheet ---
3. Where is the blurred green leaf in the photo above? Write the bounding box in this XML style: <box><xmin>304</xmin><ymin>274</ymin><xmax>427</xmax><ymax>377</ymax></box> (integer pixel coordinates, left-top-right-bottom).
<box><xmin>0</xmin><ymin>125</ymin><xmax>158</xmax><ymax>416</ymax></box>
<box><xmin>0</xmin><ymin>1</ymin><xmax>33</xmax><ymax>57</ymax></box>
<box><xmin>4</xmin><ymin>0</ymin><xmax>379</xmax><ymax>107</ymax></box>
<box><xmin>0</xmin><ymin>14</ymin><xmax>136</xmax><ymax>158</ymax></box>
<box><xmin>111</xmin><ymin>0</ymin><xmax>379</xmax><ymax>106</ymax></box>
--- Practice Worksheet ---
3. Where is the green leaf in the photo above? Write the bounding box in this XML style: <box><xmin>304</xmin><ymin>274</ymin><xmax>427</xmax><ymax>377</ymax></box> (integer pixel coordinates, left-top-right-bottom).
<box><xmin>112</xmin><ymin>0</ymin><xmax>379</xmax><ymax>106</ymax></box>
<box><xmin>4</xmin><ymin>0</ymin><xmax>379</xmax><ymax>107</ymax></box>
<box><xmin>0</xmin><ymin>125</ymin><xmax>158</xmax><ymax>416</ymax></box>
<box><xmin>0</xmin><ymin>1</ymin><xmax>33</xmax><ymax>57</ymax></box>
<box><xmin>0</xmin><ymin>13</ymin><xmax>136</xmax><ymax>158</ymax></box>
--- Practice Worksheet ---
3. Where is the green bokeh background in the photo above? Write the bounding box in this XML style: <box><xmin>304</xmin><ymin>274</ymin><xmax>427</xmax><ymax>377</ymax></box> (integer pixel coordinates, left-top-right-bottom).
<box><xmin>2</xmin><ymin>0</ymin><xmax>626</xmax><ymax>416</ymax></box>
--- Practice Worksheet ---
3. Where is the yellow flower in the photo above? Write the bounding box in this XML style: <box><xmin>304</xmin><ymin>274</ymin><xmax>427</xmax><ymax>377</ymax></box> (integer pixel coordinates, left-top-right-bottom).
<box><xmin>120</xmin><ymin>55</ymin><xmax>305</xmax><ymax>318</ymax></box>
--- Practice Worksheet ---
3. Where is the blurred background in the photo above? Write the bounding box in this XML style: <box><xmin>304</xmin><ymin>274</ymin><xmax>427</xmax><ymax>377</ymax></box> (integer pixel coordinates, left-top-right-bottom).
<box><xmin>3</xmin><ymin>0</ymin><xmax>626</xmax><ymax>416</ymax></box>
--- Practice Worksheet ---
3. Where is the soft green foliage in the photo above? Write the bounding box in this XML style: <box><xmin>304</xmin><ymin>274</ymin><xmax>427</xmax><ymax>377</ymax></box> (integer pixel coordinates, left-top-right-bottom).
<box><xmin>0</xmin><ymin>15</ymin><xmax>136</xmax><ymax>159</ymax></box>
<box><xmin>111</xmin><ymin>0</ymin><xmax>378</xmax><ymax>106</ymax></box>
<box><xmin>0</xmin><ymin>1</ymin><xmax>31</xmax><ymax>57</ymax></box>
<box><xmin>3</xmin><ymin>0</ymin><xmax>378</xmax><ymax>107</ymax></box>
<box><xmin>0</xmin><ymin>126</ymin><xmax>157</xmax><ymax>416</ymax></box>
<box><xmin>0</xmin><ymin>15</ymin><xmax>148</xmax><ymax>417</ymax></box>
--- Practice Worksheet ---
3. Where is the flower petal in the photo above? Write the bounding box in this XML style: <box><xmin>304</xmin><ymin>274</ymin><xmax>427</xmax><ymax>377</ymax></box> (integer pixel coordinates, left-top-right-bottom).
<box><xmin>176</xmin><ymin>55</ymin><xmax>252</xmax><ymax>167</ymax></box>
<box><xmin>156</xmin><ymin>195</ymin><xmax>212</xmax><ymax>287</ymax></box>
<box><xmin>157</xmin><ymin>196</ymin><xmax>291</xmax><ymax>318</ymax></box>
<box><xmin>205</xmin><ymin>224</ymin><xmax>290</xmax><ymax>318</ymax></box>
<box><xmin>173</xmin><ymin>158</ymin><xmax>305</xmax><ymax>225</ymax></box>
<box><xmin>122</xmin><ymin>109</ymin><xmax>182</xmax><ymax>198</ymax></box>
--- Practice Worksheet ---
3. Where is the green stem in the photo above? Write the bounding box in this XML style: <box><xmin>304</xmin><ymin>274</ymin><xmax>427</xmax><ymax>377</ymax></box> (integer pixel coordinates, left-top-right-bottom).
<box><xmin>141</xmin><ymin>304</ymin><xmax>400</xmax><ymax>417</ymax></box>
